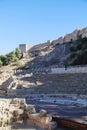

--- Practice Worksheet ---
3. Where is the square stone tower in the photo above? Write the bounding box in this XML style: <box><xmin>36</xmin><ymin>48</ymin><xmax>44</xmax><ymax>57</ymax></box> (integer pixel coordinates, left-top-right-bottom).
<box><xmin>19</xmin><ymin>44</ymin><xmax>32</xmax><ymax>53</ymax></box>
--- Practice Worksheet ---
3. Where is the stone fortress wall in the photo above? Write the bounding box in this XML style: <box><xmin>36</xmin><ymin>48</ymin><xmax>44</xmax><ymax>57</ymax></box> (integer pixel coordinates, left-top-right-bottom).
<box><xmin>19</xmin><ymin>27</ymin><xmax>87</xmax><ymax>54</ymax></box>
<box><xmin>52</xmin><ymin>27</ymin><xmax>87</xmax><ymax>45</ymax></box>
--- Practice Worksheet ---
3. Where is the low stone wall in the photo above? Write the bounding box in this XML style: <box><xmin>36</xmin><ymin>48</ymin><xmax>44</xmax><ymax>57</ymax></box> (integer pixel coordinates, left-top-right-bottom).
<box><xmin>12</xmin><ymin>65</ymin><xmax>87</xmax><ymax>75</ymax></box>
<box><xmin>1</xmin><ymin>65</ymin><xmax>87</xmax><ymax>75</ymax></box>
<box><xmin>51</xmin><ymin>66</ymin><xmax>87</xmax><ymax>74</ymax></box>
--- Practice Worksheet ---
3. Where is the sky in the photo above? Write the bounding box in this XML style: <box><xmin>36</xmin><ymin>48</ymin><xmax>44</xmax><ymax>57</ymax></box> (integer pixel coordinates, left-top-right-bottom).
<box><xmin>0</xmin><ymin>0</ymin><xmax>87</xmax><ymax>54</ymax></box>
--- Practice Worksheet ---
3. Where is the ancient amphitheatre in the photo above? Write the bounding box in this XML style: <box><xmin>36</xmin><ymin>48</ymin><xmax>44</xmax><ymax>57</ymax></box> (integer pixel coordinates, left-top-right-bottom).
<box><xmin>0</xmin><ymin>27</ymin><xmax>87</xmax><ymax>130</ymax></box>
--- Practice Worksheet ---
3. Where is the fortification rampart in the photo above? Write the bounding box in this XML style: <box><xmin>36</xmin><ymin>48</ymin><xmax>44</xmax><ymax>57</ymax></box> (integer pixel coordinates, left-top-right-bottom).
<box><xmin>19</xmin><ymin>27</ymin><xmax>87</xmax><ymax>54</ymax></box>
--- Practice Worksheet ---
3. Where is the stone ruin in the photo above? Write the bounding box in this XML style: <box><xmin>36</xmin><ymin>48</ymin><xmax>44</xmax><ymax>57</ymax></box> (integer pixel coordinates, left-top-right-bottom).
<box><xmin>0</xmin><ymin>98</ymin><xmax>25</xmax><ymax>126</ymax></box>
<box><xmin>0</xmin><ymin>98</ymin><xmax>57</xmax><ymax>130</ymax></box>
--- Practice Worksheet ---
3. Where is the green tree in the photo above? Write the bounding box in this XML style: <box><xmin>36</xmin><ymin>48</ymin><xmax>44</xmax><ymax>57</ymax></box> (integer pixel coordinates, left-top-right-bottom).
<box><xmin>0</xmin><ymin>48</ymin><xmax>22</xmax><ymax>66</ymax></box>
<box><xmin>0</xmin><ymin>55</ymin><xmax>7</xmax><ymax>65</ymax></box>
<box><xmin>9</xmin><ymin>51</ymin><xmax>18</xmax><ymax>62</ymax></box>
<box><xmin>6</xmin><ymin>52</ymin><xmax>16</xmax><ymax>64</ymax></box>
<box><xmin>0</xmin><ymin>60</ymin><xmax>2</xmax><ymax>67</ymax></box>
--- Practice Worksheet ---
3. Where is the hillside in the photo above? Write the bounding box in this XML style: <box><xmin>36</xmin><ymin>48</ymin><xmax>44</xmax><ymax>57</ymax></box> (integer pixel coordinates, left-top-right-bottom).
<box><xmin>22</xmin><ymin>27</ymin><xmax>87</xmax><ymax>69</ymax></box>
<box><xmin>0</xmin><ymin>27</ymin><xmax>87</xmax><ymax>97</ymax></box>
<box><xmin>1</xmin><ymin>27</ymin><xmax>87</xmax><ymax>70</ymax></box>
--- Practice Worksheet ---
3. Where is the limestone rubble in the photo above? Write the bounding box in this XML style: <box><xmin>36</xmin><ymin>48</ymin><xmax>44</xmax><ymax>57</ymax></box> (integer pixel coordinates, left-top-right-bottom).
<box><xmin>0</xmin><ymin>98</ymin><xmax>57</xmax><ymax>130</ymax></box>
<box><xmin>0</xmin><ymin>98</ymin><xmax>26</xmax><ymax>126</ymax></box>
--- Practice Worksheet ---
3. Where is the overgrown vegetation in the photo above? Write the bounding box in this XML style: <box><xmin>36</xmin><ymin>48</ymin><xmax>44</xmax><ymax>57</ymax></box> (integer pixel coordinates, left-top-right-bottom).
<box><xmin>68</xmin><ymin>37</ymin><xmax>87</xmax><ymax>65</ymax></box>
<box><xmin>0</xmin><ymin>48</ymin><xmax>22</xmax><ymax>67</ymax></box>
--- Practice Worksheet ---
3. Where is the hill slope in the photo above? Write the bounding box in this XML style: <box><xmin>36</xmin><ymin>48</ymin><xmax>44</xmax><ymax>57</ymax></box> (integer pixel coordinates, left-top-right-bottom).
<box><xmin>22</xmin><ymin>27</ymin><xmax>87</xmax><ymax>69</ymax></box>
<box><xmin>0</xmin><ymin>27</ymin><xmax>87</xmax><ymax>97</ymax></box>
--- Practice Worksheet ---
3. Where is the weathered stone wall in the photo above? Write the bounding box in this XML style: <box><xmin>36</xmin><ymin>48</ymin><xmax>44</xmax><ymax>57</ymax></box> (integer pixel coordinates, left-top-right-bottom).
<box><xmin>52</xmin><ymin>27</ymin><xmax>87</xmax><ymax>45</ymax></box>
<box><xmin>51</xmin><ymin>66</ymin><xmax>87</xmax><ymax>74</ymax></box>
<box><xmin>0</xmin><ymin>98</ymin><xmax>56</xmax><ymax>129</ymax></box>
<box><xmin>0</xmin><ymin>98</ymin><xmax>26</xmax><ymax>126</ymax></box>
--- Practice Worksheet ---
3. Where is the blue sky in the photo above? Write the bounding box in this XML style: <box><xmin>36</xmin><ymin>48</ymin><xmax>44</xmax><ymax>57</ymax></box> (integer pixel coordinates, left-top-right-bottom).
<box><xmin>0</xmin><ymin>0</ymin><xmax>87</xmax><ymax>54</ymax></box>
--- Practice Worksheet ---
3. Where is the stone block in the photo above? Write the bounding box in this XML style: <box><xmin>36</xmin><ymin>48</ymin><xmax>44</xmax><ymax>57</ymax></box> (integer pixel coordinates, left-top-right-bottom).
<box><xmin>28</xmin><ymin>113</ymin><xmax>52</xmax><ymax>123</ymax></box>
<box><xmin>40</xmin><ymin>109</ymin><xmax>47</xmax><ymax>117</ymax></box>
<box><xmin>13</xmin><ymin>109</ymin><xmax>24</xmax><ymax>116</ymax></box>
<box><xmin>25</xmin><ymin>106</ymin><xmax>36</xmax><ymax>114</ymax></box>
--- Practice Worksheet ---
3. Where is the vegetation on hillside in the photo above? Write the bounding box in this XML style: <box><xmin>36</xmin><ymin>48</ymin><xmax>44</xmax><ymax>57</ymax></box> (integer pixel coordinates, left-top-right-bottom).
<box><xmin>67</xmin><ymin>37</ymin><xmax>87</xmax><ymax>65</ymax></box>
<box><xmin>0</xmin><ymin>48</ymin><xmax>22</xmax><ymax>67</ymax></box>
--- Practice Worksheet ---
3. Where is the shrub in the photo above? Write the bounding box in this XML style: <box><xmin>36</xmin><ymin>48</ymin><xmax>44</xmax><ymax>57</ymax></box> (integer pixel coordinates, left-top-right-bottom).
<box><xmin>0</xmin><ymin>60</ymin><xmax>2</xmax><ymax>67</ymax></box>
<box><xmin>76</xmin><ymin>43</ymin><xmax>82</xmax><ymax>50</ymax></box>
<box><xmin>15</xmin><ymin>48</ymin><xmax>22</xmax><ymax>59</ymax></box>
<box><xmin>70</xmin><ymin>53</ymin><xmax>77</xmax><ymax>59</ymax></box>
<box><xmin>69</xmin><ymin>37</ymin><xmax>87</xmax><ymax>65</ymax></box>
<box><xmin>71</xmin><ymin>51</ymin><xmax>87</xmax><ymax>65</ymax></box>
<box><xmin>70</xmin><ymin>46</ymin><xmax>77</xmax><ymax>52</ymax></box>
<box><xmin>0</xmin><ymin>48</ymin><xmax>22</xmax><ymax>66</ymax></box>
